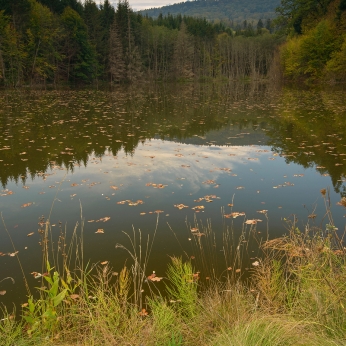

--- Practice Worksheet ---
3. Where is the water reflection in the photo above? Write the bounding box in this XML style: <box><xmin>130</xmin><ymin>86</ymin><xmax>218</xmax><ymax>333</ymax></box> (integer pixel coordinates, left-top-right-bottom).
<box><xmin>0</xmin><ymin>83</ymin><xmax>345</xmax><ymax>195</ymax></box>
<box><xmin>1</xmin><ymin>82</ymin><xmax>346</xmax><ymax>308</ymax></box>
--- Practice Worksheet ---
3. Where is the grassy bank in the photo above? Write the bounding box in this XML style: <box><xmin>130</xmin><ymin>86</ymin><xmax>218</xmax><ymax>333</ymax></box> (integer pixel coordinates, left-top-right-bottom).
<box><xmin>1</xmin><ymin>196</ymin><xmax>346</xmax><ymax>345</ymax></box>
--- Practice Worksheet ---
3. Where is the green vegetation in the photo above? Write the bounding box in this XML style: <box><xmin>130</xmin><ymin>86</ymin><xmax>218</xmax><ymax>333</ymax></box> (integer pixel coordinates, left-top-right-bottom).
<box><xmin>277</xmin><ymin>0</ymin><xmax>346</xmax><ymax>82</ymax></box>
<box><xmin>139</xmin><ymin>0</ymin><xmax>280</xmax><ymax>26</ymax></box>
<box><xmin>0</xmin><ymin>0</ymin><xmax>282</xmax><ymax>87</ymax></box>
<box><xmin>1</xmin><ymin>191</ymin><xmax>346</xmax><ymax>345</ymax></box>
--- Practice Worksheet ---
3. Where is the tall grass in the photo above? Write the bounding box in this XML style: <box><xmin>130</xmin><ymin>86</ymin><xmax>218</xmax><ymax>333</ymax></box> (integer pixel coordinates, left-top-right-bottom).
<box><xmin>1</xmin><ymin>189</ymin><xmax>346</xmax><ymax>345</ymax></box>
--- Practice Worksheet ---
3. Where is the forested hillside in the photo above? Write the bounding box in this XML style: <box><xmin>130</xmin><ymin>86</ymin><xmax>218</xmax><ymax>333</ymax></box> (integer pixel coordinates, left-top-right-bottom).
<box><xmin>139</xmin><ymin>0</ymin><xmax>280</xmax><ymax>25</ymax></box>
<box><xmin>0</xmin><ymin>0</ymin><xmax>281</xmax><ymax>87</ymax></box>
<box><xmin>277</xmin><ymin>0</ymin><xmax>346</xmax><ymax>82</ymax></box>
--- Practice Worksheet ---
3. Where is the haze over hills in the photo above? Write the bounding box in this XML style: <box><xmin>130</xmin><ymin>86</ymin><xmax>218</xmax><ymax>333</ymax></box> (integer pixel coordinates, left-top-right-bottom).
<box><xmin>138</xmin><ymin>0</ymin><xmax>281</xmax><ymax>24</ymax></box>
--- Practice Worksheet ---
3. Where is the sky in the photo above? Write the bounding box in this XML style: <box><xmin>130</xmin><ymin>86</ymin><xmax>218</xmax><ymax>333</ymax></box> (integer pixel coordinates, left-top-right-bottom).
<box><xmin>95</xmin><ymin>0</ymin><xmax>177</xmax><ymax>11</ymax></box>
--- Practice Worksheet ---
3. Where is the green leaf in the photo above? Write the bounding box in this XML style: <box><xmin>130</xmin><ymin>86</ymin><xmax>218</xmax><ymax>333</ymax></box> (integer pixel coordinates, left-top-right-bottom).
<box><xmin>53</xmin><ymin>289</ymin><xmax>67</xmax><ymax>307</ymax></box>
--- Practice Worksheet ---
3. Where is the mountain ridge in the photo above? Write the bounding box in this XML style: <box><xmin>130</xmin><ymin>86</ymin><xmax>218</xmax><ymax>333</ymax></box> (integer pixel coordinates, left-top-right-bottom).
<box><xmin>138</xmin><ymin>0</ymin><xmax>281</xmax><ymax>24</ymax></box>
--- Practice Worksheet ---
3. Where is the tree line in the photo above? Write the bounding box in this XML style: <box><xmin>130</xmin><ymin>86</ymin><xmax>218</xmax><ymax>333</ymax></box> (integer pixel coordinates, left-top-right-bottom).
<box><xmin>139</xmin><ymin>0</ymin><xmax>280</xmax><ymax>25</ymax></box>
<box><xmin>0</xmin><ymin>0</ymin><xmax>281</xmax><ymax>87</ymax></box>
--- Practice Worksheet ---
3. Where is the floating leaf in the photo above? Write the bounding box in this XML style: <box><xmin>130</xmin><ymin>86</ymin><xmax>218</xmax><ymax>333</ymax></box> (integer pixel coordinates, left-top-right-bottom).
<box><xmin>27</xmin><ymin>232</ymin><xmax>34</xmax><ymax>237</ymax></box>
<box><xmin>95</xmin><ymin>229</ymin><xmax>104</xmax><ymax>234</ymax></box>
<box><xmin>245</xmin><ymin>219</ymin><xmax>262</xmax><ymax>225</ymax></box>
<box><xmin>174</xmin><ymin>204</ymin><xmax>189</xmax><ymax>209</ymax></box>
<box><xmin>224</xmin><ymin>212</ymin><xmax>245</xmax><ymax>219</ymax></box>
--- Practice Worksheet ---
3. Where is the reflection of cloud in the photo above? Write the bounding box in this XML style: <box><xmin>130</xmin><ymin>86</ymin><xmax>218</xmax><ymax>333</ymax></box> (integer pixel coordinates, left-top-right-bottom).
<box><xmin>76</xmin><ymin>140</ymin><xmax>268</xmax><ymax>194</ymax></box>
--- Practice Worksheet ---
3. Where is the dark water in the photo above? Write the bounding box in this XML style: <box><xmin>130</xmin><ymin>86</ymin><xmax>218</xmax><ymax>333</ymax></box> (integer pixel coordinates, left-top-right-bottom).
<box><xmin>0</xmin><ymin>83</ymin><xmax>346</xmax><ymax>307</ymax></box>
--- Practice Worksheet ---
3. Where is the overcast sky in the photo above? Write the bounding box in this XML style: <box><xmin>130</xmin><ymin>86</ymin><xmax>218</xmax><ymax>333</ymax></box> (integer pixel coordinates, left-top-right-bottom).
<box><xmin>95</xmin><ymin>1</ymin><xmax>178</xmax><ymax>11</ymax></box>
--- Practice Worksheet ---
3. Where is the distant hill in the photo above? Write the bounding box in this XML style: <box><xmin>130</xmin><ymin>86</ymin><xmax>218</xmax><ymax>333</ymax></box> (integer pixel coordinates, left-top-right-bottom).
<box><xmin>138</xmin><ymin>0</ymin><xmax>281</xmax><ymax>25</ymax></box>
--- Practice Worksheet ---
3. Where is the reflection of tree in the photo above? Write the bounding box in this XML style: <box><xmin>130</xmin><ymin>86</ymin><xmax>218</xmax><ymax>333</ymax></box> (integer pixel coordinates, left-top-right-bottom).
<box><xmin>0</xmin><ymin>83</ymin><xmax>274</xmax><ymax>187</ymax></box>
<box><xmin>266</xmin><ymin>89</ymin><xmax>346</xmax><ymax>196</ymax></box>
<box><xmin>1</xmin><ymin>84</ymin><xmax>344</xmax><ymax>197</ymax></box>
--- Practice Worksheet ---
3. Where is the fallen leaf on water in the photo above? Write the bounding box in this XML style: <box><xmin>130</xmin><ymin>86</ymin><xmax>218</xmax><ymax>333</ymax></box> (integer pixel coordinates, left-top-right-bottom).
<box><xmin>192</xmin><ymin>206</ymin><xmax>204</xmax><ymax>210</ymax></box>
<box><xmin>203</xmin><ymin>180</ymin><xmax>216</xmax><ymax>184</ymax></box>
<box><xmin>101</xmin><ymin>261</ymin><xmax>108</xmax><ymax>265</ymax></box>
<box><xmin>95</xmin><ymin>229</ymin><xmax>104</xmax><ymax>234</ymax></box>
<box><xmin>27</xmin><ymin>232</ymin><xmax>34</xmax><ymax>237</ymax></box>
<box><xmin>257</xmin><ymin>210</ymin><xmax>268</xmax><ymax>214</ymax></box>
<box><xmin>0</xmin><ymin>291</ymin><xmax>6</xmax><ymax>295</ymax></box>
<box><xmin>150</xmin><ymin>276</ymin><xmax>163</xmax><ymax>282</ymax></box>
<box><xmin>31</xmin><ymin>272</ymin><xmax>43</xmax><ymax>279</ymax></box>
<box><xmin>224</xmin><ymin>212</ymin><xmax>245</xmax><ymax>219</ymax></box>
<box><xmin>174</xmin><ymin>204</ymin><xmax>189</xmax><ymax>209</ymax></box>
<box><xmin>147</xmin><ymin>271</ymin><xmax>161</xmax><ymax>281</ymax></box>
<box><xmin>192</xmin><ymin>232</ymin><xmax>205</xmax><ymax>237</ymax></box>
<box><xmin>110</xmin><ymin>186</ymin><xmax>118</xmax><ymax>190</ymax></box>
<box><xmin>8</xmin><ymin>251</ymin><xmax>19</xmax><ymax>257</ymax></box>
<box><xmin>245</xmin><ymin>219</ymin><xmax>262</xmax><ymax>225</ymax></box>
<box><xmin>21</xmin><ymin>203</ymin><xmax>32</xmax><ymax>208</ymax></box>
<box><xmin>235</xmin><ymin>269</ymin><xmax>241</xmax><ymax>273</ymax></box>
<box><xmin>98</xmin><ymin>217</ymin><xmax>110</xmax><ymax>222</ymax></box>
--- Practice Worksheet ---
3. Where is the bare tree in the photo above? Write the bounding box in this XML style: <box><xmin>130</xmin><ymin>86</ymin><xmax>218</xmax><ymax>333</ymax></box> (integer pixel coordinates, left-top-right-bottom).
<box><xmin>109</xmin><ymin>19</ymin><xmax>125</xmax><ymax>83</ymax></box>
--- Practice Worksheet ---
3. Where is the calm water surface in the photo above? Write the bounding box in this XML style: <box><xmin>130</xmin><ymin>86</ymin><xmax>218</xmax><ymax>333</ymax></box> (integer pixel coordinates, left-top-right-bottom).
<box><xmin>0</xmin><ymin>83</ymin><xmax>346</xmax><ymax>305</ymax></box>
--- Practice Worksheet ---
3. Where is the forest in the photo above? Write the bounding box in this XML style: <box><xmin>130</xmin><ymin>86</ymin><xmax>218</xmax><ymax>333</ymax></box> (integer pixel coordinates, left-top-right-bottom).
<box><xmin>139</xmin><ymin>0</ymin><xmax>280</xmax><ymax>25</ymax></box>
<box><xmin>277</xmin><ymin>0</ymin><xmax>346</xmax><ymax>82</ymax></box>
<box><xmin>0</xmin><ymin>0</ymin><xmax>345</xmax><ymax>86</ymax></box>
<box><xmin>0</xmin><ymin>0</ymin><xmax>281</xmax><ymax>87</ymax></box>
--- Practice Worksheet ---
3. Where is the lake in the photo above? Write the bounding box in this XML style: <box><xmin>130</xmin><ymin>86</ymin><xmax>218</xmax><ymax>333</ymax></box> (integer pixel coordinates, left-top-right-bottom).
<box><xmin>0</xmin><ymin>82</ymin><xmax>346</xmax><ymax>306</ymax></box>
